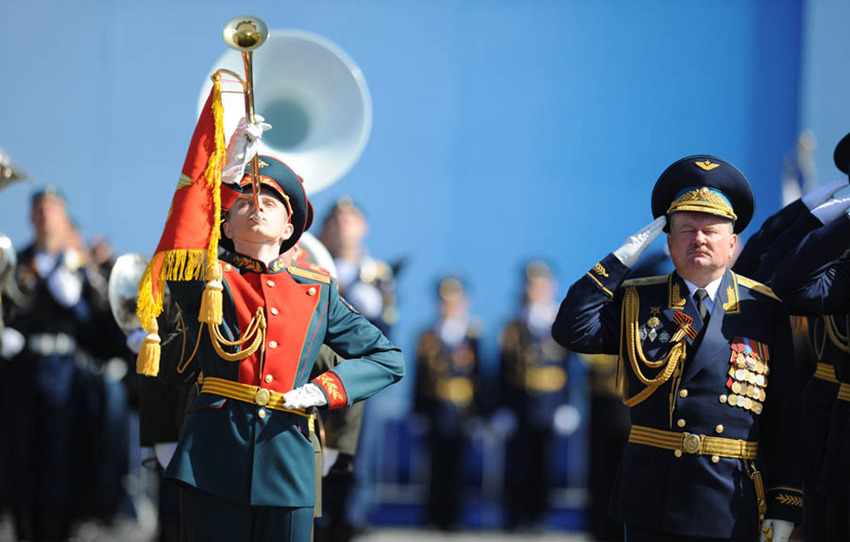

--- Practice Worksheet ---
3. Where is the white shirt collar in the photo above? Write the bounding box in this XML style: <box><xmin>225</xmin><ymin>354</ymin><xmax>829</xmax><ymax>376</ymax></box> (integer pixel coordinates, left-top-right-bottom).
<box><xmin>683</xmin><ymin>275</ymin><xmax>724</xmax><ymax>302</ymax></box>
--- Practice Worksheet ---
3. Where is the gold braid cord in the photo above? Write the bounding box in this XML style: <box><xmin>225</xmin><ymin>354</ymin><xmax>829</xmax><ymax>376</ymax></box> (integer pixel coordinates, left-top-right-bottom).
<box><xmin>208</xmin><ymin>307</ymin><xmax>266</xmax><ymax>362</ymax></box>
<box><xmin>620</xmin><ymin>287</ymin><xmax>687</xmax><ymax>411</ymax></box>
<box><xmin>826</xmin><ymin>315</ymin><xmax>850</xmax><ymax>353</ymax></box>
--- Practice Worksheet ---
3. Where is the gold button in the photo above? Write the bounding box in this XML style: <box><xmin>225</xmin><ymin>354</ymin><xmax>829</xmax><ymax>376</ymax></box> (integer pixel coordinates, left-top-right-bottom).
<box><xmin>269</xmin><ymin>341</ymin><xmax>278</xmax><ymax>349</ymax></box>
<box><xmin>711</xmin><ymin>455</ymin><xmax>720</xmax><ymax>463</ymax></box>
<box><xmin>224</xmin><ymin>264</ymin><xmax>232</xmax><ymax>272</ymax></box>
<box><xmin>676</xmin><ymin>419</ymin><xmax>686</xmax><ymax>428</ymax></box>
<box><xmin>267</xmin><ymin>280</ymin><xmax>275</xmax><ymax>287</ymax></box>
<box><xmin>308</xmin><ymin>287</ymin><xmax>317</xmax><ymax>296</ymax></box>
<box><xmin>270</xmin><ymin>307</ymin><xmax>279</xmax><ymax>315</ymax></box>
<box><xmin>719</xmin><ymin>394</ymin><xmax>728</xmax><ymax>404</ymax></box>
<box><xmin>674</xmin><ymin>449</ymin><xmax>682</xmax><ymax>458</ymax></box>
<box><xmin>265</xmin><ymin>375</ymin><xmax>273</xmax><ymax>384</ymax></box>
<box><xmin>258</xmin><ymin>409</ymin><xmax>267</xmax><ymax>419</ymax></box>
<box><xmin>715</xmin><ymin>424</ymin><xmax>724</xmax><ymax>434</ymax></box>
<box><xmin>255</xmin><ymin>388</ymin><xmax>270</xmax><ymax>406</ymax></box>
<box><xmin>679</xmin><ymin>389</ymin><xmax>688</xmax><ymax>398</ymax></box>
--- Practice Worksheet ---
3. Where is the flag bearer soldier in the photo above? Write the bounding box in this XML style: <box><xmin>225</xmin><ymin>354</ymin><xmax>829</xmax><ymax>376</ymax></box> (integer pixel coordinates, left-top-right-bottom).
<box><xmin>134</xmin><ymin>83</ymin><xmax>404</xmax><ymax>542</ymax></box>
<box><xmin>552</xmin><ymin>155</ymin><xmax>803</xmax><ymax>542</ymax></box>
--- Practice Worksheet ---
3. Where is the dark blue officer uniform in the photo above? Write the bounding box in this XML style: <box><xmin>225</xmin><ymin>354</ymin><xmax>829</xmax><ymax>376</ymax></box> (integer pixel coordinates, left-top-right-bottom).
<box><xmin>772</xmin><ymin>213</ymin><xmax>850</xmax><ymax>540</ymax></box>
<box><xmin>552</xmin><ymin>155</ymin><xmax>803</xmax><ymax>540</ymax></box>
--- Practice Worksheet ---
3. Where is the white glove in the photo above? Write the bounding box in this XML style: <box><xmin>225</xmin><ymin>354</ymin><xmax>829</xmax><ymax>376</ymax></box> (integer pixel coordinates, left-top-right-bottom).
<box><xmin>760</xmin><ymin>518</ymin><xmax>794</xmax><ymax>542</ymax></box>
<box><xmin>1</xmin><ymin>327</ymin><xmax>25</xmax><ymax>359</ymax></box>
<box><xmin>802</xmin><ymin>178</ymin><xmax>846</xmax><ymax>210</ymax></box>
<box><xmin>553</xmin><ymin>404</ymin><xmax>581</xmax><ymax>436</ymax></box>
<box><xmin>47</xmin><ymin>263</ymin><xmax>83</xmax><ymax>308</ymax></box>
<box><xmin>283</xmin><ymin>382</ymin><xmax>328</xmax><ymax>409</ymax></box>
<box><xmin>613</xmin><ymin>216</ymin><xmax>667</xmax><ymax>267</ymax></box>
<box><xmin>811</xmin><ymin>195</ymin><xmax>850</xmax><ymax>225</ymax></box>
<box><xmin>322</xmin><ymin>448</ymin><xmax>340</xmax><ymax>477</ymax></box>
<box><xmin>221</xmin><ymin>116</ymin><xmax>272</xmax><ymax>185</ymax></box>
<box><xmin>154</xmin><ymin>442</ymin><xmax>178</xmax><ymax>470</ymax></box>
<box><xmin>126</xmin><ymin>328</ymin><xmax>147</xmax><ymax>354</ymax></box>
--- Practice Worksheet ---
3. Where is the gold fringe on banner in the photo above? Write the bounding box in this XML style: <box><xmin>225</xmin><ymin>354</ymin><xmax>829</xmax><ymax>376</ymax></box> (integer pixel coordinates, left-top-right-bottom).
<box><xmin>134</xmin><ymin>76</ymin><xmax>226</xmax><ymax>377</ymax></box>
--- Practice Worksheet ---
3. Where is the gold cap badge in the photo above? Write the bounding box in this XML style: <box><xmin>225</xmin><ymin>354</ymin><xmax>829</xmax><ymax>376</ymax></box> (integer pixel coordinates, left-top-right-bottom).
<box><xmin>695</xmin><ymin>160</ymin><xmax>720</xmax><ymax>171</ymax></box>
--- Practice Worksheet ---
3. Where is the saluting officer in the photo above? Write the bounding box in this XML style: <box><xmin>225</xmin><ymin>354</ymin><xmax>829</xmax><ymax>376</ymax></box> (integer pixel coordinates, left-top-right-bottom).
<box><xmin>770</xmin><ymin>133</ymin><xmax>850</xmax><ymax>541</ymax></box>
<box><xmin>552</xmin><ymin>155</ymin><xmax>803</xmax><ymax>542</ymax></box>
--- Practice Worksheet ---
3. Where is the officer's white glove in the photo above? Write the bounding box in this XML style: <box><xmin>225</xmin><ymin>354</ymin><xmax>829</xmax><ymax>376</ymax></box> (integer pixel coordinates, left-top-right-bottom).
<box><xmin>47</xmin><ymin>263</ymin><xmax>83</xmax><ymax>308</ymax></box>
<box><xmin>154</xmin><ymin>442</ymin><xmax>178</xmax><ymax>470</ymax></box>
<box><xmin>811</xmin><ymin>195</ymin><xmax>850</xmax><ymax>225</ymax></box>
<box><xmin>613</xmin><ymin>216</ymin><xmax>667</xmax><ymax>267</ymax></box>
<box><xmin>802</xmin><ymin>178</ymin><xmax>846</xmax><ymax>211</ymax></box>
<box><xmin>126</xmin><ymin>328</ymin><xmax>147</xmax><ymax>355</ymax></box>
<box><xmin>553</xmin><ymin>404</ymin><xmax>581</xmax><ymax>436</ymax></box>
<box><xmin>221</xmin><ymin>116</ymin><xmax>272</xmax><ymax>186</ymax></box>
<box><xmin>1</xmin><ymin>327</ymin><xmax>25</xmax><ymax>359</ymax></box>
<box><xmin>283</xmin><ymin>383</ymin><xmax>328</xmax><ymax>409</ymax></box>
<box><xmin>760</xmin><ymin>518</ymin><xmax>794</xmax><ymax>542</ymax></box>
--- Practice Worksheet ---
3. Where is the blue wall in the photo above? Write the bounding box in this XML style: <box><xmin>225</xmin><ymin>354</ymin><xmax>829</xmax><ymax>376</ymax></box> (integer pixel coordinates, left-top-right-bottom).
<box><xmin>0</xmin><ymin>0</ymin><xmax>804</xmax><ymax>401</ymax></box>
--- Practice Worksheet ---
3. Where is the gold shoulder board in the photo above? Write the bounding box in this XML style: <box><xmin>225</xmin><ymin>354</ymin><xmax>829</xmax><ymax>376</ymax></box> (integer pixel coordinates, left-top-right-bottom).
<box><xmin>735</xmin><ymin>275</ymin><xmax>780</xmax><ymax>301</ymax></box>
<box><xmin>622</xmin><ymin>275</ymin><xmax>667</xmax><ymax>287</ymax></box>
<box><xmin>289</xmin><ymin>265</ymin><xmax>332</xmax><ymax>284</ymax></box>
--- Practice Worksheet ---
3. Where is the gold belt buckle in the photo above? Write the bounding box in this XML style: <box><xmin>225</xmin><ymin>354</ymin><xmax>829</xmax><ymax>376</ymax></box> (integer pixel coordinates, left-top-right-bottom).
<box><xmin>682</xmin><ymin>432</ymin><xmax>702</xmax><ymax>454</ymax></box>
<box><xmin>255</xmin><ymin>388</ymin><xmax>271</xmax><ymax>407</ymax></box>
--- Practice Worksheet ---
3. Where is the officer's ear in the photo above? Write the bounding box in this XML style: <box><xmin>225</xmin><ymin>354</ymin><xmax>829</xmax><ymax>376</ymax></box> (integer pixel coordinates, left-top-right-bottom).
<box><xmin>222</xmin><ymin>214</ymin><xmax>234</xmax><ymax>240</ymax></box>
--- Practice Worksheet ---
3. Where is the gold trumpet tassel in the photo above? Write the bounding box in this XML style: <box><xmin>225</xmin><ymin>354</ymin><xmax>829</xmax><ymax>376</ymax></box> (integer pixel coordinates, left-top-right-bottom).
<box><xmin>136</xmin><ymin>319</ymin><xmax>161</xmax><ymax>377</ymax></box>
<box><xmin>200</xmin><ymin>263</ymin><xmax>223</xmax><ymax>325</ymax></box>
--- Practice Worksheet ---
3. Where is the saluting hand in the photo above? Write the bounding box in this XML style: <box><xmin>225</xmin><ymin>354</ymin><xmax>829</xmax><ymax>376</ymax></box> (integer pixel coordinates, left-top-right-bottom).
<box><xmin>613</xmin><ymin>215</ymin><xmax>667</xmax><ymax>268</ymax></box>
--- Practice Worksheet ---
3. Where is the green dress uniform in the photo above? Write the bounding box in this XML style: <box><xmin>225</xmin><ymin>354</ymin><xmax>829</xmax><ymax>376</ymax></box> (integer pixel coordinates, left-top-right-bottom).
<box><xmin>153</xmin><ymin>157</ymin><xmax>405</xmax><ymax>542</ymax></box>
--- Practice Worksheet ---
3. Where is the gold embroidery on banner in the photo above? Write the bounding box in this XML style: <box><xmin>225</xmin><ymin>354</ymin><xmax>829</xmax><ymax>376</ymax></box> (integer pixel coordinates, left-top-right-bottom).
<box><xmin>258</xmin><ymin>159</ymin><xmax>270</xmax><ymax>168</ymax></box>
<box><xmin>695</xmin><ymin>160</ymin><xmax>720</xmax><ymax>171</ymax></box>
<box><xmin>592</xmin><ymin>263</ymin><xmax>609</xmax><ymax>278</ymax></box>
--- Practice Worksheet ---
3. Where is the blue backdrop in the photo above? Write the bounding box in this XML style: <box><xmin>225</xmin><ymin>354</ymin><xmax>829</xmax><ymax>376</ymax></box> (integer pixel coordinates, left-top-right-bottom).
<box><xmin>0</xmin><ymin>0</ymin><xmax>808</xmax><ymax>399</ymax></box>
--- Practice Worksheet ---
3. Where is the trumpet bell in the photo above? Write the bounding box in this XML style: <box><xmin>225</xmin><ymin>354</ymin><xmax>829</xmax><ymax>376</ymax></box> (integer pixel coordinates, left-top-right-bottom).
<box><xmin>200</xmin><ymin>29</ymin><xmax>372</xmax><ymax>194</ymax></box>
<box><xmin>108</xmin><ymin>253</ymin><xmax>149</xmax><ymax>335</ymax></box>
<box><xmin>222</xmin><ymin>16</ymin><xmax>269</xmax><ymax>52</ymax></box>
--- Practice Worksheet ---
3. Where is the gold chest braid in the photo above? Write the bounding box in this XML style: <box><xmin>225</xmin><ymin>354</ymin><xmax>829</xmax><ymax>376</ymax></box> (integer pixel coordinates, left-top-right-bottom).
<box><xmin>619</xmin><ymin>287</ymin><xmax>689</xmax><ymax>426</ymax></box>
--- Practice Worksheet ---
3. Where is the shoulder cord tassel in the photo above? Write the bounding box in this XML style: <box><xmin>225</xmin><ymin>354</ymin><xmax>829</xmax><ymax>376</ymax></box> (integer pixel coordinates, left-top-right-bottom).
<box><xmin>199</xmin><ymin>263</ymin><xmax>224</xmax><ymax>326</ymax></box>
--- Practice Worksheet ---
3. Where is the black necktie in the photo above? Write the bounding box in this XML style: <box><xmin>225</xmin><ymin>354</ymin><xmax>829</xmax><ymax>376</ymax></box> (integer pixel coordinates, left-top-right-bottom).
<box><xmin>694</xmin><ymin>288</ymin><xmax>710</xmax><ymax>323</ymax></box>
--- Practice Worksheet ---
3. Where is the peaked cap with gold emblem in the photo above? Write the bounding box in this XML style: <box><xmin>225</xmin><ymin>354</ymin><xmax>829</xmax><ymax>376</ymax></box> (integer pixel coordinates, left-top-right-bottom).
<box><xmin>221</xmin><ymin>155</ymin><xmax>314</xmax><ymax>254</ymax></box>
<box><xmin>651</xmin><ymin>154</ymin><xmax>754</xmax><ymax>233</ymax></box>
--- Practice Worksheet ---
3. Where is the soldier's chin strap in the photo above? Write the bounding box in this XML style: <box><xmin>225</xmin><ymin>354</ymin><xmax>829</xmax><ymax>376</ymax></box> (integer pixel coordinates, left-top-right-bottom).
<box><xmin>619</xmin><ymin>287</ymin><xmax>689</xmax><ymax>427</ymax></box>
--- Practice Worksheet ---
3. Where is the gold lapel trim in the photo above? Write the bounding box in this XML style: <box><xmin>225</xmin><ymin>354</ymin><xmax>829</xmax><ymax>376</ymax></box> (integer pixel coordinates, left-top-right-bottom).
<box><xmin>722</xmin><ymin>273</ymin><xmax>740</xmax><ymax>314</ymax></box>
<box><xmin>668</xmin><ymin>275</ymin><xmax>686</xmax><ymax>309</ymax></box>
